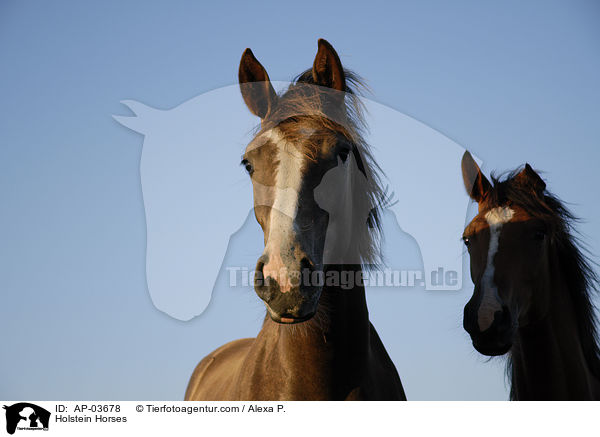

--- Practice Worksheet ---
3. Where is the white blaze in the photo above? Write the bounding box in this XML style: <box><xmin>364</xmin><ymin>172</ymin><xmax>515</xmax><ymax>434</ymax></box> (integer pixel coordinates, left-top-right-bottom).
<box><xmin>478</xmin><ymin>206</ymin><xmax>514</xmax><ymax>331</ymax></box>
<box><xmin>260</xmin><ymin>128</ymin><xmax>306</xmax><ymax>292</ymax></box>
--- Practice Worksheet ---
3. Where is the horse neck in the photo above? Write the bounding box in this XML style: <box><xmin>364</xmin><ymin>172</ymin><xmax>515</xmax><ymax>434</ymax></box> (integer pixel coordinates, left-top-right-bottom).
<box><xmin>318</xmin><ymin>264</ymin><xmax>371</xmax><ymax>355</ymax></box>
<box><xmin>510</xmin><ymin>254</ymin><xmax>599</xmax><ymax>400</ymax></box>
<box><xmin>259</xmin><ymin>264</ymin><xmax>371</xmax><ymax>373</ymax></box>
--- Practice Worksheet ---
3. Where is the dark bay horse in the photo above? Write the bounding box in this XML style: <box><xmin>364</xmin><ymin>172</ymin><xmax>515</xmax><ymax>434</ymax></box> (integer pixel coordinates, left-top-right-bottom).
<box><xmin>461</xmin><ymin>151</ymin><xmax>600</xmax><ymax>400</ymax></box>
<box><xmin>185</xmin><ymin>40</ymin><xmax>405</xmax><ymax>400</ymax></box>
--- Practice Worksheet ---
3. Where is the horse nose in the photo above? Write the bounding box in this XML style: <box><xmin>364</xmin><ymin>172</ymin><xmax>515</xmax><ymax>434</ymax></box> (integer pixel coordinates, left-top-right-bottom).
<box><xmin>254</xmin><ymin>252</ymin><xmax>320</xmax><ymax>323</ymax></box>
<box><xmin>464</xmin><ymin>288</ymin><xmax>514</xmax><ymax>356</ymax></box>
<box><xmin>254</xmin><ymin>254</ymin><xmax>315</xmax><ymax>298</ymax></box>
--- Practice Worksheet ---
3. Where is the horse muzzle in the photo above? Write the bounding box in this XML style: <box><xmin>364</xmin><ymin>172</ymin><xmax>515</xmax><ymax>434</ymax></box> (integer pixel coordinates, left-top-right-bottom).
<box><xmin>464</xmin><ymin>296</ymin><xmax>515</xmax><ymax>356</ymax></box>
<box><xmin>254</xmin><ymin>255</ymin><xmax>322</xmax><ymax>324</ymax></box>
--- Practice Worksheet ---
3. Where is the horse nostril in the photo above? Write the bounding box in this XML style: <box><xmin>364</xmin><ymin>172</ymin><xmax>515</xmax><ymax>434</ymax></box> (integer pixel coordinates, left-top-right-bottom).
<box><xmin>300</xmin><ymin>257</ymin><xmax>314</xmax><ymax>271</ymax></box>
<box><xmin>494</xmin><ymin>306</ymin><xmax>512</xmax><ymax>329</ymax></box>
<box><xmin>254</xmin><ymin>258</ymin><xmax>267</xmax><ymax>289</ymax></box>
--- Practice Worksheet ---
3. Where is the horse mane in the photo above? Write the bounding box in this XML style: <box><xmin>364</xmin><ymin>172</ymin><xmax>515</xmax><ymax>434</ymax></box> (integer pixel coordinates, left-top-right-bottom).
<box><xmin>487</xmin><ymin>168</ymin><xmax>600</xmax><ymax>399</ymax></box>
<box><xmin>256</xmin><ymin>68</ymin><xmax>390</xmax><ymax>267</ymax></box>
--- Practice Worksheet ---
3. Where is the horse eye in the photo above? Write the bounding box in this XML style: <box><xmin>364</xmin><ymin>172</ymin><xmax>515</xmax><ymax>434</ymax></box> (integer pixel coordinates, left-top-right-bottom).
<box><xmin>241</xmin><ymin>159</ymin><xmax>253</xmax><ymax>175</ymax></box>
<box><xmin>463</xmin><ymin>237</ymin><xmax>471</xmax><ymax>247</ymax></box>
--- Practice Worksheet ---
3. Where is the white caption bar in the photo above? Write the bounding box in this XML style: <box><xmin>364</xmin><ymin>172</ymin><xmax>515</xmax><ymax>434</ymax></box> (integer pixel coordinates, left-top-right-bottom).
<box><xmin>0</xmin><ymin>401</ymin><xmax>596</xmax><ymax>437</ymax></box>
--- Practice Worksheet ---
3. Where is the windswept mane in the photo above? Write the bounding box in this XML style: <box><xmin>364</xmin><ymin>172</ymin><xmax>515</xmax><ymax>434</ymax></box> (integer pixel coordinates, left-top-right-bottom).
<box><xmin>488</xmin><ymin>169</ymin><xmax>600</xmax><ymax>398</ymax></box>
<box><xmin>256</xmin><ymin>69</ymin><xmax>390</xmax><ymax>267</ymax></box>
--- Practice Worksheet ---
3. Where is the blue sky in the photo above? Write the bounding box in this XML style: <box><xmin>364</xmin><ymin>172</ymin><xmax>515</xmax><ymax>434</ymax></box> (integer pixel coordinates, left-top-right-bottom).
<box><xmin>1</xmin><ymin>0</ymin><xmax>599</xmax><ymax>400</ymax></box>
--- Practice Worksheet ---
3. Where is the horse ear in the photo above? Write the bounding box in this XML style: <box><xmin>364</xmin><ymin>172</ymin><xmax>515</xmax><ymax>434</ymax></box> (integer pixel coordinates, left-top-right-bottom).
<box><xmin>312</xmin><ymin>39</ymin><xmax>346</xmax><ymax>91</ymax></box>
<box><xmin>461</xmin><ymin>151</ymin><xmax>491</xmax><ymax>202</ymax></box>
<box><xmin>239</xmin><ymin>48</ymin><xmax>278</xmax><ymax>119</ymax></box>
<box><xmin>516</xmin><ymin>163</ymin><xmax>546</xmax><ymax>195</ymax></box>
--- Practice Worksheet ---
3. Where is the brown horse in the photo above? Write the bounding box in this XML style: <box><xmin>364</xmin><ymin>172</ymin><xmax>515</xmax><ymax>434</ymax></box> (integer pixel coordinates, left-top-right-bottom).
<box><xmin>185</xmin><ymin>40</ymin><xmax>405</xmax><ymax>400</ymax></box>
<box><xmin>461</xmin><ymin>151</ymin><xmax>600</xmax><ymax>400</ymax></box>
